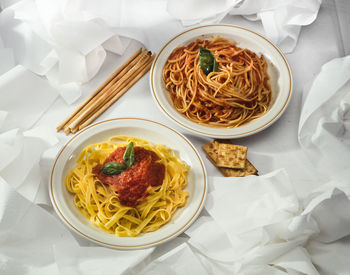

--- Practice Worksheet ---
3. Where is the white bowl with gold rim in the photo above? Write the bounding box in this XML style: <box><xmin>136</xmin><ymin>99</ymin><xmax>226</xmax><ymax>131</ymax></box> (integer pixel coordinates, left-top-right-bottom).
<box><xmin>150</xmin><ymin>24</ymin><xmax>293</xmax><ymax>138</ymax></box>
<box><xmin>50</xmin><ymin>118</ymin><xmax>207</xmax><ymax>249</ymax></box>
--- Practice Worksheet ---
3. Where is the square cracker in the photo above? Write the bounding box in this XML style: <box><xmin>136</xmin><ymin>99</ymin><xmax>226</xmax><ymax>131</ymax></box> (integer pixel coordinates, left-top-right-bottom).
<box><xmin>216</xmin><ymin>143</ymin><xmax>247</xmax><ymax>169</ymax></box>
<box><xmin>202</xmin><ymin>140</ymin><xmax>257</xmax><ymax>177</ymax></box>
<box><xmin>219</xmin><ymin>159</ymin><xmax>258</xmax><ymax>177</ymax></box>
<box><xmin>202</xmin><ymin>140</ymin><xmax>220</xmax><ymax>163</ymax></box>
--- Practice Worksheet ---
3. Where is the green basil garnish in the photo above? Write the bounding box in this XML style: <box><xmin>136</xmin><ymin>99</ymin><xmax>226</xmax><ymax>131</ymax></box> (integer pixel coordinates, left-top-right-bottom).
<box><xmin>102</xmin><ymin>162</ymin><xmax>126</xmax><ymax>175</ymax></box>
<box><xmin>123</xmin><ymin>142</ymin><xmax>135</xmax><ymax>167</ymax></box>
<box><xmin>101</xmin><ymin>142</ymin><xmax>135</xmax><ymax>175</ymax></box>
<box><xmin>199</xmin><ymin>46</ymin><xmax>218</xmax><ymax>76</ymax></box>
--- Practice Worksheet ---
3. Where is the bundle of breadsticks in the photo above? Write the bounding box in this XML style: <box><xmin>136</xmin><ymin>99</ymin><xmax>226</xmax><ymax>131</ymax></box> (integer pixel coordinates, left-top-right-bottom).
<box><xmin>57</xmin><ymin>49</ymin><xmax>154</xmax><ymax>135</ymax></box>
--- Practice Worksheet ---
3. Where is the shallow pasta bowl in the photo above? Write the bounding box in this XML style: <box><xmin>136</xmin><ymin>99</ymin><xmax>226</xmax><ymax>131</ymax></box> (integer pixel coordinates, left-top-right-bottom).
<box><xmin>150</xmin><ymin>24</ymin><xmax>293</xmax><ymax>138</ymax></box>
<box><xmin>50</xmin><ymin>118</ymin><xmax>207</xmax><ymax>249</ymax></box>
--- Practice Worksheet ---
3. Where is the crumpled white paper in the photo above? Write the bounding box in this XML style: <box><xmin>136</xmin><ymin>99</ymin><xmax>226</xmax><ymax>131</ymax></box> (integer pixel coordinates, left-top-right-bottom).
<box><xmin>0</xmin><ymin>124</ymin><xmax>60</xmax><ymax>202</ymax></box>
<box><xmin>135</xmin><ymin>170</ymin><xmax>350</xmax><ymax>274</ymax></box>
<box><xmin>0</xmin><ymin>176</ymin><xmax>76</xmax><ymax>275</ymax></box>
<box><xmin>0</xmin><ymin>0</ymin><xmax>324</xmax><ymax>106</ymax></box>
<box><xmin>0</xmin><ymin>2</ymin><xmax>348</xmax><ymax>274</ymax></box>
<box><xmin>0</xmin><ymin>129</ymin><xmax>49</xmax><ymax>201</ymax></box>
<box><xmin>0</xmin><ymin>0</ymin><xmax>128</xmax><ymax>104</ymax></box>
<box><xmin>53</xmin><ymin>241</ymin><xmax>154</xmax><ymax>275</ymax></box>
<box><xmin>167</xmin><ymin>0</ymin><xmax>322</xmax><ymax>52</ymax></box>
<box><xmin>0</xmin><ymin>177</ymin><xmax>153</xmax><ymax>275</ymax></box>
<box><xmin>299</xmin><ymin>55</ymin><xmax>350</xmax><ymax>182</ymax></box>
<box><xmin>140</xmin><ymin>243</ymin><xmax>208</xmax><ymax>275</ymax></box>
<box><xmin>167</xmin><ymin>0</ymin><xmax>235</xmax><ymax>26</ymax></box>
<box><xmin>0</xmin><ymin>65</ymin><xmax>58</xmax><ymax>130</ymax></box>
<box><xmin>0</xmin><ymin>64</ymin><xmax>59</xmax><ymax>201</ymax></box>
<box><xmin>0</xmin><ymin>36</ymin><xmax>15</xmax><ymax>74</ymax></box>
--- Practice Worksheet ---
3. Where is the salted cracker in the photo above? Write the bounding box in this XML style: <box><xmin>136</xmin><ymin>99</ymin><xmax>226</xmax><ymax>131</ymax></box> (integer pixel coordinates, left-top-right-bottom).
<box><xmin>202</xmin><ymin>140</ymin><xmax>219</xmax><ymax>163</ymax></box>
<box><xmin>216</xmin><ymin>143</ymin><xmax>247</xmax><ymax>169</ymax></box>
<box><xmin>219</xmin><ymin>159</ymin><xmax>258</xmax><ymax>177</ymax></box>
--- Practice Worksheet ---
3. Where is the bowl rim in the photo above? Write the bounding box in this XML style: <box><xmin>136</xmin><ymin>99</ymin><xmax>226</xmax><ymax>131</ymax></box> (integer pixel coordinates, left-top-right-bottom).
<box><xmin>150</xmin><ymin>24</ymin><xmax>293</xmax><ymax>138</ymax></box>
<box><xmin>49</xmin><ymin>117</ymin><xmax>207</xmax><ymax>249</ymax></box>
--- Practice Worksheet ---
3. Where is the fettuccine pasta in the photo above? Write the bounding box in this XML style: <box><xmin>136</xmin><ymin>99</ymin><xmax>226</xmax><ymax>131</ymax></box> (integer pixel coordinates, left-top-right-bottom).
<box><xmin>65</xmin><ymin>136</ymin><xmax>189</xmax><ymax>237</ymax></box>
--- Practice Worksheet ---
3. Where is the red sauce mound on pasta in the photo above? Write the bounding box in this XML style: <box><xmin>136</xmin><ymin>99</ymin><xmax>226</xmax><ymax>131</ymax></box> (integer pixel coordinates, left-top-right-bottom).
<box><xmin>93</xmin><ymin>146</ymin><xmax>165</xmax><ymax>207</ymax></box>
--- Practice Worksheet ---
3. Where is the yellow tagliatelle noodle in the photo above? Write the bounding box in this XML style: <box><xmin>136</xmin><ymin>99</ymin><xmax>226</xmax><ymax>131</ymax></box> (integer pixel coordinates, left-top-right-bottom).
<box><xmin>65</xmin><ymin>136</ymin><xmax>189</xmax><ymax>237</ymax></box>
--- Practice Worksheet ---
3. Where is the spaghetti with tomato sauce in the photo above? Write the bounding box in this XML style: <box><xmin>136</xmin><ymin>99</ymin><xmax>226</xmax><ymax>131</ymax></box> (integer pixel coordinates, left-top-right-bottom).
<box><xmin>162</xmin><ymin>36</ymin><xmax>272</xmax><ymax>127</ymax></box>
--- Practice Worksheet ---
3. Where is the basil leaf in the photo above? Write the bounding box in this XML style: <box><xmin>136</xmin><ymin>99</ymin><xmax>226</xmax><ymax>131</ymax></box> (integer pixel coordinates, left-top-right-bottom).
<box><xmin>102</xmin><ymin>162</ymin><xmax>126</xmax><ymax>175</ymax></box>
<box><xmin>199</xmin><ymin>46</ymin><xmax>218</xmax><ymax>75</ymax></box>
<box><xmin>123</xmin><ymin>142</ymin><xmax>135</xmax><ymax>167</ymax></box>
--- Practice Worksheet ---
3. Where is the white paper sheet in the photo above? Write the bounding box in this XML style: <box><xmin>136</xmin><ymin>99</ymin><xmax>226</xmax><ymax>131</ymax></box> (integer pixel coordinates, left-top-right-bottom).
<box><xmin>271</xmin><ymin>247</ymin><xmax>319</xmax><ymax>275</ymax></box>
<box><xmin>0</xmin><ymin>110</ymin><xmax>9</xmax><ymax>131</ymax></box>
<box><xmin>1</xmin><ymin>2</ymin><xmax>349</xmax><ymax>274</ymax></box>
<box><xmin>0</xmin><ymin>127</ymin><xmax>57</xmax><ymax>201</ymax></box>
<box><xmin>0</xmin><ymin>65</ymin><xmax>58</xmax><ymax>130</ymax></box>
<box><xmin>299</xmin><ymin>56</ymin><xmax>350</xmax><ymax>181</ymax></box>
<box><xmin>0</xmin><ymin>129</ymin><xmax>21</xmax><ymax>171</ymax></box>
<box><xmin>167</xmin><ymin>0</ymin><xmax>322</xmax><ymax>52</ymax></box>
<box><xmin>0</xmin><ymin>47</ymin><xmax>15</xmax><ymax>75</ymax></box>
<box><xmin>0</xmin><ymin>172</ymin><xmax>153</xmax><ymax>275</ymax></box>
<box><xmin>0</xmin><ymin>177</ymin><xmax>76</xmax><ymax>275</ymax></box>
<box><xmin>56</xmin><ymin>82</ymin><xmax>82</xmax><ymax>105</ymax></box>
<box><xmin>186</xmin><ymin>215</ymin><xmax>236</xmax><ymax>263</ymax></box>
<box><xmin>205</xmin><ymin>170</ymin><xmax>299</xmax><ymax>240</ymax></box>
<box><xmin>0</xmin><ymin>0</ymin><xmax>128</xmax><ymax>106</ymax></box>
<box><xmin>53</xmin><ymin>241</ymin><xmax>154</xmax><ymax>275</ymax></box>
<box><xmin>167</xmin><ymin>0</ymin><xmax>234</xmax><ymax>25</ymax></box>
<box><xmin>140</xmin><ymin>243</ymin><xmax>208</xmax><ymax>275</ymax></box>
<box><xmin>308</xmin><ymin>237</ymin><xmax>350</xmax><ymax>275</ymax></box>
<box><xmin>181</xmin><ymin>170</ymin><xmax>350</xmax><ymax>274</ymax></box>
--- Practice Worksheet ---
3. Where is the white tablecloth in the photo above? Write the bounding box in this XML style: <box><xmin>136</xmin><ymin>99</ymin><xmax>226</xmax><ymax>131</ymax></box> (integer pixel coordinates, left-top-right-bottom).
<box><xmin>1</xmin><ymin>0</ymin><xmax>350</xmax><ymax>274</ymax></box>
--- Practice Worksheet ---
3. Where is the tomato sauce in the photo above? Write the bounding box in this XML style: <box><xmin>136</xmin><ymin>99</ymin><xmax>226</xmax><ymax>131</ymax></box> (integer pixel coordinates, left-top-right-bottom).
<box><xmin>93</xmin><ymin>146</ymin><xmax>165</xmax><ymax>207</ymax></box>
